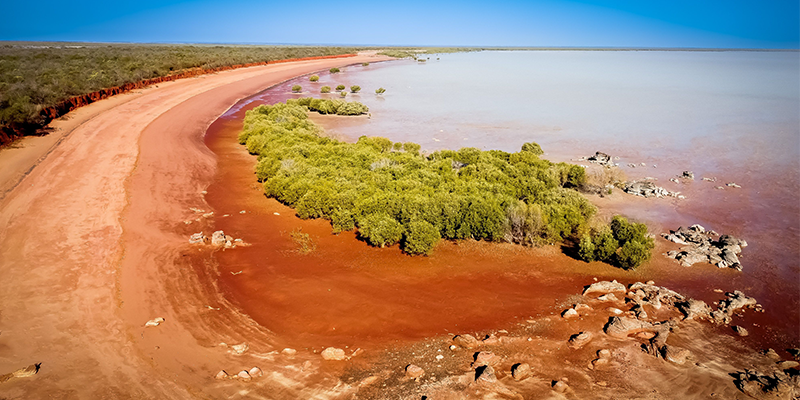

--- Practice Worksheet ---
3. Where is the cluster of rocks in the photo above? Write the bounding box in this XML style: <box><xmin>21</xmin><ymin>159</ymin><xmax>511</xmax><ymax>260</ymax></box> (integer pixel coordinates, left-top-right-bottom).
<box><xmin>189</xmin><ymin>230</ymin><xmax>248</xmax><ymax>249</ymax></box>
<box><xmin>662</xmin><ymin>224</ymin><xmax>747</xmax><ymax>271</ymax></box>
<box><xmin>733</xmin><ymin>368</ymin><xmax>800</xmax><ymax>400</ymax></box>
<box><xmin>578</xmin><ymin>151</ymin><xmax>618</xmax><ymax>167</ymax></box>
<box><xmin>215</xmin><ymin>366</ymin><xmax>262</xmax><ymax>381</ymax></box>
<box><xmin>623</xmin><ymin>180</ymin><xmax>683</xmax><ymax>199</ymax></box>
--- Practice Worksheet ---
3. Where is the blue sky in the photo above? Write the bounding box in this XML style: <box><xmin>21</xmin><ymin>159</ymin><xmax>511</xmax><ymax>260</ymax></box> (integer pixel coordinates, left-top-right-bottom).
<box><xmin>3</xmin><ymin>0</ymin><xmax>798</xmax><ymax>48</ymax></box>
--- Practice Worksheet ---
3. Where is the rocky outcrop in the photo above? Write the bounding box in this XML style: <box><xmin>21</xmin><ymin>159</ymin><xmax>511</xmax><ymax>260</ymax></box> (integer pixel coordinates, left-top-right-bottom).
<box><xmin>585</xmin><ymin>151</ymin><xmax>615</xmax><ymax>167</ymax></box>
<box><xmin>583</xmin><ymin>280</ymin><xmax>626</xmax><ymax>297</ymax></box>
<box><xmin>321</xmin><ymin>347</ymin><xmax>346</xmax><ymax>360</ymax></box>
<box><xmin>453</xmin><ymin>334</ymin><xmax>479</xmax><ymax>349</ymax></box>
<box><xmin>711</xmin><ymin>291</ymin><xmax>757</xmax><ymax>324</ymax></box>
<box><xmin>511</xmin><ymin>363</ymin><xmax>531</xmax><ymax>381</ymax></box>
<box><xmin>405</xmin><ymin>364</ymin><xmax>424</xmax><ymax>379</ymax></box>
<box><xmin>624</xmin><ymin>180</ymin><xmax>682</xmax><ymax>199</ymax></box>
<box><xmin>732</xmin><ymin>369</ymin><xmax>800</xmax><ymax>400</ymax></box>
<box><xmin>568</xmin><ymin>332</ymin><xmax>593</xmax><ymax>349</ymax></box>
<box><xmin>663</xmin><ymin>225</ymin><xmax>747</xmax><ymax>270</ymax></box>
<box><xmin>191</xmin><ymin>230</ymin><xmax>248</xmax><ymax>249</ymax></box>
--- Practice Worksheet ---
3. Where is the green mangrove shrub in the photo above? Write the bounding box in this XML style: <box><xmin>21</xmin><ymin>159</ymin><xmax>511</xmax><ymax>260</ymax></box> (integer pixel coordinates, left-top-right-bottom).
<box><xmin>329</xmin><ymin>67</ymin><xmax>340</xmax><ymax>73</ymax></box>
<box><xmin>309</xmin><ymin>75</ymin><xmax>319</xmax><ymax>82</ymax></box>
<box><xmin>578</xmin><ymin>215</ymin><xmax>653</xmax><ymax>269</ymax></box>
<box><xmin>320</xmin><ymin>86</ymin><xmax>331</xmax><ymax>93</ymax></box>
<box><xmin>362</xmin><ymin>62</ymin><xmax>370</xmax><ymax>66</ymax></box>
<box><xmin>350</xmin><ymin>85</ymin><xmax>361</xmax><ymax>93</ymax></box>
<box><xmin>375</xmin><ymin>87</ymin><xmax>386</xmax><ymax>94</ymax></box>
<box><xmin>335</xmin><ymin>84</ymin><xmax>346</xmax><ymax>91</ymax></box>
<box><xmin>340</xmin><ymin>91</ymin><xmax>347</xmax><ymax>98</ymax></box>
<box><xmin>239</xmin><ymin>100</ymin><xmax>602</xmax><ymax>256</ymax></box>
<box><xmin>291</xmin><ymin>85</ymin><xmax>302</xmax><ymax>93</ymax></box>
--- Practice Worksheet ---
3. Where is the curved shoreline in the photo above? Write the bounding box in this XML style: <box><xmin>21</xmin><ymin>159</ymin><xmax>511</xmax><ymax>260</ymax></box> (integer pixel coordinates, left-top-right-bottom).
<box><xmin>0</xmin><ymin>54</ymin><xmax>391</xmax><ymax>398</ymax></box>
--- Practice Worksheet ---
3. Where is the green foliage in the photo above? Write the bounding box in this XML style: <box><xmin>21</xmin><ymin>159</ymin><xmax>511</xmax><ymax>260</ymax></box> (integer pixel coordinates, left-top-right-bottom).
<box><xmin>291</xmin><ymin>85</ymin><xmax>302</xmax><ymax>93</ymax></box>
<box><xmin>0</xmin><ymin>43</ymin><xmax>363</xmax><ymax>142</ymax></box>
<box><xmin>362</xmin><ymin>62</ymin><xmax>370</xmax><ymax>66</ymax></box>
<box><xmin>329</xmin><ymin>67</ymin><xmax>340</xmax><ymax>73</ymax></box>
<box><xmin>521</xmin><ymin>142</ymin><xmax>544</xmax><ymax>156</ymax></box>
<box><xmin>335</xmin><ymin>84</ymin><xmax>346</xmax><ymax>91</ymax></box>
<box><xmin>358</xmin><ymin>213</ymin><xmax>404</xmax><ymax>247</ymax></box>
<box><xmin>403</xmin><ymin>219</ymin><xmax>441</xmax><ymax>255</ymax></box>
<box><xmin>350</xmin><ymin>85</ymin><xmax>361</xmax><ymax>93</ymax></box>
<box><xmin>320</xmin><ymin>86</ymin><xmax>331</xmax><ymax>93</ymax></box>
<box><xmin>309</xmin><ymin>75</ymin><xmax>319</xmax><ymax>82</ymax></box>
<box><xmin>240</xmin><ymin>101</ymin><xmax>599</xmax><ymax>255</ymax></box>
<box><xmin>340</xmin><ymin>91</ymin><xmax>347</xmax><ymax>98</ymax></box>
<box><xmin>578</xmin><ymin>216</ymin><xmax>652</xmax><ymax>269</ymax></box>
<box><xmin>375</xmin><ymin>87</ymin><xmax>386</xmax><ymax>94</ymax></box>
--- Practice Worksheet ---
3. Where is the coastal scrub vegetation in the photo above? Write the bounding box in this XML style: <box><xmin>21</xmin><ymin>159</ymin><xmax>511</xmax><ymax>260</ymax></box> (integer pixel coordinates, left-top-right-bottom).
<box><xmin>376</xmin><ymin>87</ymin><xmax>386</xmax><ymax>94</ymax></box>
<box><xmin>350</xmin><ymin>85</ymin><xmax>361</xmax><ymax>93</ymax></box>
<box><xmin>578</xmin><ymin>216</ymin><xmax>654</xmax><ymax>269</ymax></box>
<box><xmin>238</xmin><ymin>100</ymin><xmax>628</xmax><ymax>258</ymax></box>
<box><xmin>291</xmin><ymin>85</ymin><xmax>302</xmax><ymax>93</ymax></box>
<box><xmin>335</xmin><ymin>84</ymin><xmax>346</xmax><ymax>91</ymax></box>
<box><xmin>329</xmin><ymin>67</ymin><xmax>340</xmax><ymax>73</ymax></box>
<box><xmin>362</xmin><ymin>62</ymin><xmax>370</xmax><ymax>66</ymax></box>
<box><xmin>0</xmin><ymin>42</ymin><xmax>363</xmax><ymax>144</ymax></box>
<box><xmin>309</xmin><ymin>75</ymin><xmax>319</xmax><ymax>82</ymax></box>
<box><xmin>320</xmin><ymin>86</ymin><xmax>331</xmax><ymax>93</ymax></box>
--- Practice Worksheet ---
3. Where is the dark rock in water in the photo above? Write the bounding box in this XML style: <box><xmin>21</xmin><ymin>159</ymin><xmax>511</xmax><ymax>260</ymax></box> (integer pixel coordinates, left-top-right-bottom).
<box><xmin>710</xmin><ymin>291</ymin><xmax>757</xmax><ymax>324</ymax></box>
<box><xmin>623</xmin><ymin>180</ymin><xmax>681</xmax><ymax>198</ymax></box>
<box><xmin>681</xmin><ymin>171</ymin><xmax>695</xmax><ymax>180</ymax></box>
<box><xmin>677</xmin><ymin>299</ymin><xmax>712</xmax><ymax>321</ymax></box>
<box><xmin>587</xmin><ymin>151</ymin><xmax>613</xmax><ymax>166</ymax></box>
<box><xmin>732</xmin><ymin>325</ymin><xmax>749</xmax><ymax>336</ymax></box>
<box><xmin>662</xmin><ymin>225</ymin><xmax>747</xmax><ymax>270</ymax></box>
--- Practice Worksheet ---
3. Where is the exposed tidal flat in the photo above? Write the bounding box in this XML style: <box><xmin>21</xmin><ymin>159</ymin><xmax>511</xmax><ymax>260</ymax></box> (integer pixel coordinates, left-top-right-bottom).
<box><xmin>204</xmin><ymin>48</ymin><xmax>799</xmax><ymax>360</ymax></box>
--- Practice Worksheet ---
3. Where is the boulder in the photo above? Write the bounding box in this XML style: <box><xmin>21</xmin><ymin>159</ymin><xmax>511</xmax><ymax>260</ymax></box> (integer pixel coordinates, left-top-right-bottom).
<box><xmin>597</xmin><ymin>293</ymin><xmax>619</xmax><ymax>302</ymax></box>
<box><xmin>511</xmin><ymin>363</ymin><xmax>531</xmax><ymax>381</ymax></box>
<box><xmin>281</xmin><ymin>348</ymin><xmax>297</xmax><ymax>356</ymax></box>
<box><xmin>474</xmin><ymin>365</ymin><xmax>496</xmax><ymax>383</ymax></box>
<box><xmin>214</xmin><ymin>370</ymin><xmax>228</xmax><ymax>380</ymax></box>
<box><xmin>248</xmin><ymin>367</ymin><xmax>263</xmax><ymax>378</ymax></box>
<box><xmin>472</xmin><ymin>351</ymin><xmax>497</xmax><ymax>367</ymax></box>
<box><xmin>230</xmin><ymin>343</ymin><xmax>249</xmax><ymax>355</ymax></box>
<box><xmin>663</xmin><ymin>226</ymin><xmax>747</xmax><ymax>270</ymax></box>
<box><xmin>189</xmin><ymin>232</ymin><xmax>207</xmax><ymax>244</ymax></box>
<box><xmin>663</xmin><ymin>345</ymin><xmax>691</xmax><ymax>365</ymax></box>
<box><xmin>604</xmin><ymin>316</ymin><xmax>654</xmax><ymax>338</ymax></box>
<box><xmin>732</xmin><ymin>325</ymin><xmax>749</xmax><ymax>337</ymax></box>
<box><xmin>236</xmin><ymin>370</ymin><xmax>251</xmax><ymax>381</ymax></box>
<box><xmin>211</xmin><ymin>231</ymin><xmax>226</xmax><ymax>246</ymax></box>
<box><xmin>562</xmin><ymin>308</ymin><xmax>578</xmax><ymax>319</ymax></box>
<box><xmin>144</xmin><ymin>317</ymin><xmax>165</xmax><ymax>327</ymax></box>
<box><xmin>453</xmin><ymin>334</ymin><xmax>479</xmax><ymax>349</ymax></box>
<box><xmin>405</xmin><ymin>364</ymin><xmax>424</xmax><ymax>379</ymax></box>
<box><xmin>711</xmin><ymin>291</ymin><xmax>757</xmax><ymax>324</ymax></box>
<box><xmin>583</xmin><ymin>280</ymin><xmax>626</xmax><ymax>296</ymax></box>
<box><xmin>677</xmin><ymin>299</ymin><xmax>711</xmax><ymax>321</ymax></box>
<box><xmin>733</xmin><ymin>369</ymin><xmax>799</xmax><ymax>400</ymax></box>
<box><xmin>552</xmin><ymin>380</ymin><xmax>569</xmax><ymax>393</ymax></box>
<box><xmin>568</xmin><ymin>332</ymin><xmax>593</xmax><ymax>349</ymax></box>
<box><xmin>321</xmin><ymin>347</ymin><xmax>346</xmax><ymax>360</ymax></box>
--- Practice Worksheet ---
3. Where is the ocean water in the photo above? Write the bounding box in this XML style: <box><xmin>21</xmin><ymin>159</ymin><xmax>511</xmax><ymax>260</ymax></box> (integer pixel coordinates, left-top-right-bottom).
<box><xmin>211</xmin><ymin>50</ymin><xmax>800</xmax><ymax>349</ymax></box>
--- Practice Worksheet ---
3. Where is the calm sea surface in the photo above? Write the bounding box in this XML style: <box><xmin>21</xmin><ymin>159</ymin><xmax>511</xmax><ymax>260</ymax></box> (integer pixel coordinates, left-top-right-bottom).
<box><xmin>213</xmin><ymin>50</ymin><xmax>800</xmax><ymax>349</ymax></box>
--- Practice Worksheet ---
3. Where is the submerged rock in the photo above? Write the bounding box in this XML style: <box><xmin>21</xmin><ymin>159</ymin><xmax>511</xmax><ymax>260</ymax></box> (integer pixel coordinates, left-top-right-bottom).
<box><xmin>623</xmin><ymin>180</ymin><xmax>681</xmax><ymax>199</ymax></box>
<box><xmin>662</xmin><ymin>225</ymin><xmax>747</xmax><ymax>270</ymax></box>
<box><xmin>710</xmin><ymin>291</ymin><xmax>757</xmax><ymax>324</ymax></box>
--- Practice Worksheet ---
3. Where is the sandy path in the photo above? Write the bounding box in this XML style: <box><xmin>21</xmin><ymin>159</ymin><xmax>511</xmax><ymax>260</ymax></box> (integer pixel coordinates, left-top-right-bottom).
<box><xmin>0</xmin><ymin>54</ymin><xmax>390</xmax><ymax>399</ymax></box>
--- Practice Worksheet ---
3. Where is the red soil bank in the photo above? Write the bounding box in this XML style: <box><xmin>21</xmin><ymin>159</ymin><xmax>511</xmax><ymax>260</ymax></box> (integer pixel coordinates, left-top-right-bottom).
<box><xmin>0</xmin><ymin>53</ymin><xmax>357</xmax><ymax>146</ymax></box>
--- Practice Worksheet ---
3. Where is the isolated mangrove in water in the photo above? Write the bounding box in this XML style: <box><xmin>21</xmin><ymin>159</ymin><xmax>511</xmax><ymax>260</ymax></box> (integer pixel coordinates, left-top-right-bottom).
<box><xmin>238</xmin><ymin>99</ymin><xmax>650</xmax><ymax>262</ymax></box>
<box><xmin>309</xmin><ymin>74</ymin><xmax>319</xmax><ymax>82</ymax></box>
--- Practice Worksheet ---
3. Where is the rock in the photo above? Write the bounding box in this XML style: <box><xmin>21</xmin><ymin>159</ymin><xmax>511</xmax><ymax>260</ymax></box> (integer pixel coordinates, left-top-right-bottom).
<box><xmin>552</xmin><ymin>380</ymin><xmax>569</xmax><ymax>393</ymax></box>
<box><xmin>144</xmin><ymin>317</ymin><xmax>165</xmax><ymax>327</ymax></box>
<box><xmin>677</xmin><ymin>299</ymin><xmax>711</xmax><ymax>321</ymax></box>
<box><xmin>472</xmin><ymin>351</ymin><xmax>497</xmax><ymax>367</ymax></box>
<box><xmin>597</xmin><ymin>293</ymin><xmax>619</xmax><ymax>302</ymax></box>
<box><xmin>569</xmin><ymin>332</ymin><xmax>593</xmax><ymax>349</ymax></box>
<box><xmin>623</xmin><ymin>180</ymin><xmax>681</xmax><ymax>198</ymax></box>
<box><xmin>321</xmin><ymin>347</ymin><xmax>346</xmax><ymax>360</ymax></box>
<box><xmin>764</xmin><ymin>348</ymin><xmax>782</xmax><ymax>362</ymax></box>
<box><xmin>663</xmin><ymin>345</ymin><xmax>691</xmax><ymax>365</ymax></box>
<box><xmin>732</xmin><ymin>325</ymin><xmax>749</xmax><ymax>336</ymax></box>
<box><xmin>788</xmin><ymin>348</ymin><xmax>800</xmax><ymax>360</ymax></box>
<box><xmin>511</xmin><ymin>363</ymin><xmax>531</xmax><ymax>381</ymax></box>
<box><xmin>663</xmin><ymin>226</ymin><xmax>747</xmax><ymax>270</ymax></box>
<box><xmin>230</xmin><ymin>343</ymin><xmax>249</xmax><ymax>355</ymax></box>
<box><xmin>778</xmin><ymin>360</ymin><xmax>799</xmax><ymax>370</ymax></box>
<box><xmin>607</xmin><ymin>307</ymin><xmax>623</xmax><ymax>315</ymax></box>
<box><xmin>474</xmin><ymin>365</ymin><xmax>496</xmax><ymax>383</ymax></box>
<box><xmin>726</xmin><ymin>182</ymin><xmax>741</xmax><ymax>188</ymax></box>
<box><xmin>189</xmin><ymin>232</ymin><xmax>207</xmax><ymax>244</ymax></box>
<box><xmin>214</xmin><ymin>370</ymin><xmax>229</xmax><ymax>380</ymax></box>
<box><xmin>562</xmin><ymin>308</ymin><xmax>578</xmax><ymax>318</ymax></box>
<box><xmin>8</xmin><ymin>363</ymin><xmax>40</xmax><ymax>379</ymax></box>
<box><xmin>586</xmin><ymin>152</ymin><xmax>613</xmax><ymax>166</ymax></box>
<box><xmin>575</xmin><ymin>303</ymin><xmax>593</xmax><ymax>313</ymax></box>
<box><xmin>682</xmin><ymin>171</ymin><xmax>694</xmax><ymax>180</ymax></box>
<box><xmin>711</xmin><ymin>291</ymin><xmax>757</xmax><ymax>324</ymax></box>
<box><xmin>405</xmin><ymin>364</ymin><xmax>424</xmax><ymax>379</ymax></box>
<box><xmin>481</xmin><ymin>333</ymin><xmax>500</xmax><ymax>345</ymax></box>
<box><xmin>281</xmin><ymin>348</ymin><xmax>297</xmax><ymax>356</ymax></box>
<box><xmin>236</xmin><ymin>370</ymin><xmax>251</xmax><ymax>381</ymax></box>
<box><xmin>597</xmin><ymin>349</ymin><xmax>612</xmax><ymax>359</ymax></box>
<box><xmin>733</xmin><ymin>369</ymin><xmax>799</xmax><ymax>400</ymax></box>
<box><xmin>248</xmin><ymin>367</ymin><xmax>262</xmax><ymax>378</ymax></box>
<box><xmin>583</xmin><ymin>280</ymin><xmax>626</xmax><ymax>296</ymax></box>
<box><xmin>211</xmin><ymin>231</ymin><xmax>226</xmax><ymax>246</ymax></box>
<box><xmin>453</xmin><ymin>334</ymin><xmax>479</xmax><ymax>349</ymax></box>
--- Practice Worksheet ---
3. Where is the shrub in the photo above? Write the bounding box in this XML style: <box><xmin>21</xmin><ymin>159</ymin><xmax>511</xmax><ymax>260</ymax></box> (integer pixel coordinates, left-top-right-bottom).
<box><xmin>402</xmin><ymin>219</ymin><xmax>441</xmax><ymax>255</ymax></box>
<box><xmin>376</xmin><ymin>87</ymin><xmax>386</xmax><ymax>94</ymax></box>
<box><xmin>289</xmin><ymin>228</ymin><xmax>316</xmax><ymax>254</ymax></box>
<box><xmin>330</xmin><ymin>67</ymin><xmax>340</xmax><ymax>73</ymax></box>
<box><xmin>335</xmin><ymin>84</ymin><xmax>346</xmax><ymax>91</ymax></box>
<box><xmin>362</xmin><ymin>62</ymin><xmax>369</xmax><ymax>66</ymax></box>
<box><xmin>617</xmin><ymin>240</ymin><xmax>652</xmax><ymax>269</ymax></box>
<box><xmin>309</xmin><ymin>75</ymin><xmax>319</xmax><ymax>82</ymax></box>
<box><xmin>320</xmin><ymin>86</ymin><xmax>331</xmax><ymax>93</ymax></box>
<box><xmin>340</xmin><ymin>91</ymin><xmax>347</xmax><ymax>98</ymax></box>
<box><xmin>578</xmin><ymin>235</ymin><xmax>596</xmax><ymax>262</ymax></box>
<box><xmin>291</xmin><ymin>85</ymin><xmax>302</xmax><ymax>93</ymax></box>
<box><xmin>593</xmin><ymin>228</ymin><xmax>619</xmax><ymax>261</ymax></box>
<box><xmin>350</xmin><ymin>85</ymin><xmax>361</xmax><ymax>93</ymax></box>
<box><xmin>521</xmin><ymin>142</ymin><xmax>544</xmax><ymax>156</ymax></box>
<box><xmin>358</xmin><ymin>213</ymin><xmax>404</xmax><ymax>247</ymax></box>
<box><xmin>578</xmin><ymin>216</ymin><xmax>652</xmax><ymax>268</ymax></box>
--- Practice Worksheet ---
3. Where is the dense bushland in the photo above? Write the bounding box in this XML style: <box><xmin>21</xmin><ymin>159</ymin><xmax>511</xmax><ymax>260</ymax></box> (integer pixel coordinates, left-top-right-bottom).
<box><xmin>578</xmin><ymin>215</ymin><xmax>654</xmax><ymax>269</ymax></box>
<box><xmin>0</xmin><ymin>43</ymin><xmax>362</xmax><ymax>144</ymax></box>
<box><xmin>239</xmin><ymin>100</ymin><xmax>602</xmax><ymax>256</ymax></box>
